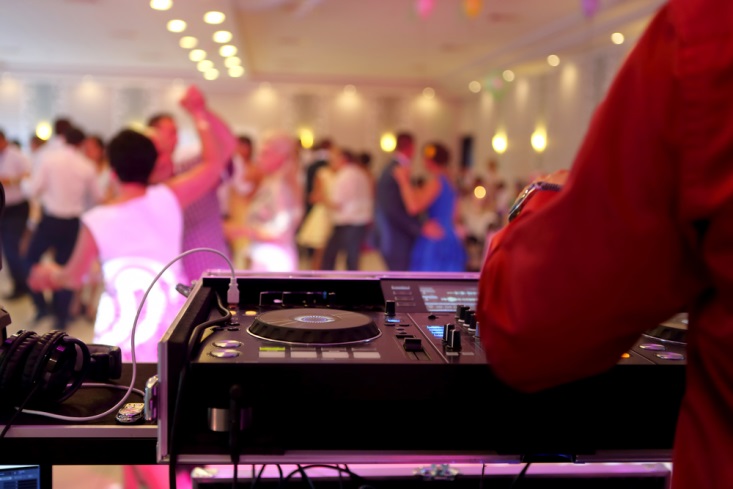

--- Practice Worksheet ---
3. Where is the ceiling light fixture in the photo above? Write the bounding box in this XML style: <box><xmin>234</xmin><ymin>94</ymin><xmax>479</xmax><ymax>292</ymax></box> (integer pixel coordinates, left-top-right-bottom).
<box><xmin>228</xmin><ymin>66</ymin><xmax>245</xmax><ymax>77</ymax></box>
<box><xmin>468</xmin><ymin>81</ymin><xmax>481</xmax><ymax>93</ymax></box>
<box><xmin>204</xmin><ymin>11</ymin><xmax>225</xmax><ymax>24</ymax></box>
<box><xmin>189</xmin><ymin>49</ymin><xmax>207</xmax><ymax>62</ymax></box>
<box><xmin>502</xmin><ymin>70</ymin><xmax>515</xmax><ymax>82</ymax></box>
<box><xmin>197</xmin><ymin>60</ymin><xmax>214</xmax><ymax>72</ymax></box>
<box><xmin>167</xmin><ymin>19</ymin><xmax>187</xmax><ymax>33</ymax></box>
<box><xmin>179</xmin><ymin>36</ymin><xmax>198</xmax><ymax>49</ymax></box>
<box><xmin>219</xmin><ymin>45</ymin><xmax>238</xmax><ymax>57</ymax></box>
<box><xmin>422</xmin><ymin>87</ymin><xmax>435</xmax><ymax>99</ymax></box>
<box><xmin>213</xmin><ymin>31</ymin><xmax>233</xmax><ymax>43</ymax></box>
<box><xmin>150</xmin><ymin>0</ymin><xmax>172</xmax><ymax>11</ymax></box>
<box><xmin>204</xmin><ymin>68</ymin><xmax>220</xmax><ymax>81</ymax></box>
<box><xmin>547</xmin><ymin>55</ymin><xmax>560</xmax><ymax>67</ymax></box>
<box><xmin>611</xmin><ymin>32</ymin><xmax>625</xmax><ymax>45</ymax></box>
<box><xmin>224</xmin><ymin>57</ymin><xmax>241</xmax><ymax>68</ymax></box>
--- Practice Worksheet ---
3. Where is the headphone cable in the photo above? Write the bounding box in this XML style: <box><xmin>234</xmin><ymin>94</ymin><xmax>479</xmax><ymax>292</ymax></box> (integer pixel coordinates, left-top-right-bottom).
<box><xmin>0</xmin><ymin>383</ymin><xmax>40</xmax><ymax>438</ymax></box>
<box><xmin>17</xmin><ymin>247</ymin><xmax>236</xmax><ymax>424</ymax></box>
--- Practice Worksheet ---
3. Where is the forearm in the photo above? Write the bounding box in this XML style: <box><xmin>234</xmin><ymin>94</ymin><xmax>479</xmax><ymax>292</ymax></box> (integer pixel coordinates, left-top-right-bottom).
<box><xmin>203</xmin><ymin>107</ymin><xmax>237</xmax><ymax>163</ymax></box>
<box><xmin>396</xmin><ymin>181</ymin><xmax>420</xmax><ymax>215</ymax></box>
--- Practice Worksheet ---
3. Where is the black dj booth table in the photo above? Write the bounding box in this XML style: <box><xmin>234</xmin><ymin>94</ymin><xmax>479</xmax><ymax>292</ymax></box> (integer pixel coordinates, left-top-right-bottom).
<box><xmin>158</xmin><ymin>270</ymin><xmax>687</xmax><ymax>467</ymax></box>
<box><xmin>0</xmin><ymin>270</ymin><xmax>686</xmax><ymax>487</ymax></box>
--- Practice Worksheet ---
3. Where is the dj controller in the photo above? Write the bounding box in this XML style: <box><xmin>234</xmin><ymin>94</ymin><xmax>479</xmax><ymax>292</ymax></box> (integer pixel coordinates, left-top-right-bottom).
<box><xmin>158</xmin><ymin>271</ymin><xmax>686</xmax><ymax>465</ymax></box>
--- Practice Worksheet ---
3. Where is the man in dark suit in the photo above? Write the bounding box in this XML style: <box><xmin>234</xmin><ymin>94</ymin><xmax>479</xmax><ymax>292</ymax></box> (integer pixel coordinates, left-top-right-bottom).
<box><xmin>375</xmin><ymin>132</ymin><xmax>441</xmax><ymax>271</ymax></box>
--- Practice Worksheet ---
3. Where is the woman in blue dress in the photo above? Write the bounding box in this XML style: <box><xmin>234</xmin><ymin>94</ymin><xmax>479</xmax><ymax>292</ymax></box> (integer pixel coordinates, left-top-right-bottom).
<box><xmin>393</xmin><ymin>142</ymin><xmax>467</xmax><ymax>272</ymax></box>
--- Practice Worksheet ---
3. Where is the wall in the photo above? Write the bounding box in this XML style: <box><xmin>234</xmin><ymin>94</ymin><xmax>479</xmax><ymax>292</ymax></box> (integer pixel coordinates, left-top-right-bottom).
<box><xmin>0</xmin><ymin>40</ymin><xmax>631</xmax><ymax>182</ymax></box>
<box><xmin>463</xmin><ymin>42</ymin><xmax>630</xmax><ymax>185</ymax></box>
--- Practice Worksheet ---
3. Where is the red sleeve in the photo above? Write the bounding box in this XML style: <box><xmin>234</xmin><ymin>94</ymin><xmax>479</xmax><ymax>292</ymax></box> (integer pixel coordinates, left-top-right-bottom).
<box><xmin>476</xmin><ymin>5</ymin><xmax>702</xmax><ymax>393</ymax></box>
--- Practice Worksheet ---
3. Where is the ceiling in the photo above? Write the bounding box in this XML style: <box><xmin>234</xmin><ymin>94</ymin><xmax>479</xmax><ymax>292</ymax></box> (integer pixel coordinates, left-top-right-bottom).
<box><xmin>0</xmin><ymin>0</ymin><xmax>665</xmax><ymax>96</ymax></box>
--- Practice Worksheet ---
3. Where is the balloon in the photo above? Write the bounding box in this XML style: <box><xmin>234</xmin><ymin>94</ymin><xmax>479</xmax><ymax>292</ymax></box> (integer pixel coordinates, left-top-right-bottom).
<box><xmin>581</xmin><ymin>0</ymin><xmax>600</xmax><ymax>18</ymax></box>
<box><xmin>415</xmin><ymin>0</ymin><xmax>435</xmax><ymax>19</ymax></box>
<box><xmin>464</xmin><ymin>0</ymin><xmax>482</xmax><ymax>19</ymax></box>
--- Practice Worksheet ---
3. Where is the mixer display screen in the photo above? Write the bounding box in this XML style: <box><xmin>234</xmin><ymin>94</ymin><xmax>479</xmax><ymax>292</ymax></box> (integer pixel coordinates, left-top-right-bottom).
<box><xmin>418</xmin><ymin>283</ymin><xmax>478</xmax><ymax>312</ymax></box>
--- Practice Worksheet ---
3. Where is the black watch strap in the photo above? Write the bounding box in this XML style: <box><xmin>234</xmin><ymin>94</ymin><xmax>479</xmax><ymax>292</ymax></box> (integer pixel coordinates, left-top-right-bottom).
<box><xmin>507</xmin><ymin>181</ymin><xmax>562</xmax><ymax>222</ymax></box>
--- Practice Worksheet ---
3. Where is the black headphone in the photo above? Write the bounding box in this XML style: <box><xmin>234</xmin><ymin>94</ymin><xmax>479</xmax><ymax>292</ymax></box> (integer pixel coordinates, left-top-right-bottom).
<box><xmin>0</xmin><ymin>329</ymin><xmax>122</xmax><ymax>407</ymax></box>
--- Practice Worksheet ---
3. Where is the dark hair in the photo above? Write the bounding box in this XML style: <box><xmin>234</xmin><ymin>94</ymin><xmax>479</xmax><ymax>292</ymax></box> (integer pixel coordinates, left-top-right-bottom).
<box><xmin>64</xmin><ymin>127</ymin><xmax>86</xmax><ymax>146</ymax></box>
<box><xmin>340</xmin><ymin>148</ymin><xmax>356</xmax><ymax>163</ymax></box>
<box><xmin>53</xmin><ymin>117</ymin><xmax>72</xmax><ymax>137</ymax></box>
<box><xmin>423</xmin><ymin>142</ymin><xmax>450</xmax><ymax>167</ymax></box>
<box><xmin>358</xmin><ymin>151</ymin><xmax>372</xmax><ymax>167</ymax></box>
<box><xmin>396</xmin><ymin>132</ymin><xmax>414</xmax><ymax>152</ymax></box>
<box><xmin>237</xmin><ymin>135</ymin><xmax>253</xmax><ymax>155</ymax></box>
<box><xmin>0</xmin><ymin>130</ymin><xmax>5</xmax><ymax>140</ymax></box>
<box><xmin>107</xmin><ymin>129</ymin><xmax>158</xmax><ymax>184</ymax></box>
<box><xmin>316</xmin><ymin>138</ymin><xmax>333</xmax><ymax>151</ymax></box>
<box><xmin>147</xmin><ymin>112</ymin><xmax>174</xmax><ymax>128</ymax></box>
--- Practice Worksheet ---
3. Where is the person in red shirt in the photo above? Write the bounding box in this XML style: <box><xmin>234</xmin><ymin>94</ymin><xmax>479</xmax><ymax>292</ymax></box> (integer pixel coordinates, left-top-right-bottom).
<box><xmin>476</xmin><ymin>1</ymin><xmax>733</xmax><ymax>488</ymax></box>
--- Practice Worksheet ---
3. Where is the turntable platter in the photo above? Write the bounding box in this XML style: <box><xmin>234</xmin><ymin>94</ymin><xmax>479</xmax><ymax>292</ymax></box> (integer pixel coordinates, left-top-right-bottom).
<box><xmin>248</xmin><ymin>308</ymin><xmax>381</xmax><ymax>345</ymax></box>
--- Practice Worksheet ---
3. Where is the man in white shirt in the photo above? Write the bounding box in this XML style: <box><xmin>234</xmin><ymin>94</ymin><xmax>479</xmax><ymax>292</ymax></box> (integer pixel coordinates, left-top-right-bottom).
<box><xmin>23</xmin><ymin>126</ymin><xmax>102</xmax><ymax>329</ymax></box>
<box><xmin>320</xmin><ymin>148</ymin><xmax>374</xmax><ymax>271</ymax></box>
<box><xmin>0</xmin><ymin>130</ymin><xmax>32</xmax><ymax>299</ymax></box>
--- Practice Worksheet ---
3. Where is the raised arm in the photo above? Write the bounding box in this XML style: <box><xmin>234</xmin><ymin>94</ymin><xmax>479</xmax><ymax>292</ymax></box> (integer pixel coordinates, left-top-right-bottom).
<box><xmin>166</xmin><ymin>85</ymin><xmax>236</xmax><ymax>209</ymax></box>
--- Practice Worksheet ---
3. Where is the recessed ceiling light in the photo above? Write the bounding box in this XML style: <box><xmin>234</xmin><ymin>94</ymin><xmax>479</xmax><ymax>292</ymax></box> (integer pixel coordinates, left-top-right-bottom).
<box><xmin>204</xmin><ymin>68</ymin><xmax>220</xmax><ymax>81</ymax></box>
<box><xmin>228</xmin><ymin>66</ymin><xmax>245</xmax><ymax>78</ymax></box>
<box><xmin>150</xmin><ymin>0</ymin><xmax>172</xmax><ymax>11</ymax></box>
<box><xmin>167</xmin><ymin>19</ymin><xmax>186</xmax><ymax>33</ymax></box>
<box><xmin>468</xmin><ymin>81</ymin><xmax>481</xmax><ymax>93</ymax></box>
<box><xmin>189</xmin><ymin>49</ymin><xmax>207</xmax><ymax>62</ymax></box>
<box><xmin>197</xmin><ymin>60</ymin><xmax>214</xmax><ymax>72</ymax></box>
<box><xmin>219</xmin><ymin>45</ymin><xmax>238</xmax><ymax>57</ymax></box>
<box><xmin>611</xmin><ymin>32</ymin><xmax>625</xmax><ymax>45</ymax></box>
<box><xmin>547</xmin><ymin>54</ymin><xmax>560</xmax><ymax>67</ymax></box>
<box><xmin>204</xmin><ymin>11</ymin><xmax>225</xmax><ymax>24</ymax></box>
<box><xmin>213</xmin><ymin>31</ymin><xmax>233</xmax><ymax>43</ymax></box>
<box><xmin>179</xmin><ymin>36</ymin><xmax>198</xmax><ymax>49</ymax></box>
<box><xmin>224</xmin><ymin>56</ymin><xmax>241</xmax><ymax>68</ymax></box>
<box><xmin>502</xmin><ymin>70</ymin><xmax>515</xmax><ymax>82</ymax></box>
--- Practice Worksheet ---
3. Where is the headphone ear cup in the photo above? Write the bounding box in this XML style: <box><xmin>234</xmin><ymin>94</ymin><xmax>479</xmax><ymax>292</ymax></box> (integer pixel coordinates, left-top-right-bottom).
<box><xmin>0</xmin><ymin>330</ymin><xmax>40</xmax><ymax>406</ymax></box>
<box><xmin>20</xmin><ymin>331</ymin><xmax>90</xmax><ymax>405</ymax></box>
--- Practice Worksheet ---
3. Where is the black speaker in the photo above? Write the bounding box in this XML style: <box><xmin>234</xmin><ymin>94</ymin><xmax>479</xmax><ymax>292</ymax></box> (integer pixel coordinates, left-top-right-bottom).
<box><xmin>460</xmin><ymin>135</ymin><xmax>474</xmax><ymax>170</ymax></box>
<box><xmin>0</xmin><ymin>329</ymin><xmax>122</xmax><ymax>407</ymax></box>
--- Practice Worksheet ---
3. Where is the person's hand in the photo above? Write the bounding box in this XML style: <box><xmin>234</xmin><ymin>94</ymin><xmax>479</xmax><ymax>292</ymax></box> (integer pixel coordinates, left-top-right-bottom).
<box><xmin>422</xmin><ymin>219</ymin><xmax>444</xmax><ymax>240</ymax></box>
<box><xmin>28</xmin><ymin>262</ymin><xmax>62</xmax><ymax>291</ymax></box>
<box><xmin>180</xmin><ymin>84</ymin><xmax>207</xmax><ymax>115</ymax></box>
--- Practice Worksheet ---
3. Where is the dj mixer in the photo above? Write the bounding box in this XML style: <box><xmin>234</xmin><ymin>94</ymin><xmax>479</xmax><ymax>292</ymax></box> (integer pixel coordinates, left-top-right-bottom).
<box><xmin>157</xmin><ymin>271</ymin><xmax>685</xmax><ymax>465</ymax></box>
